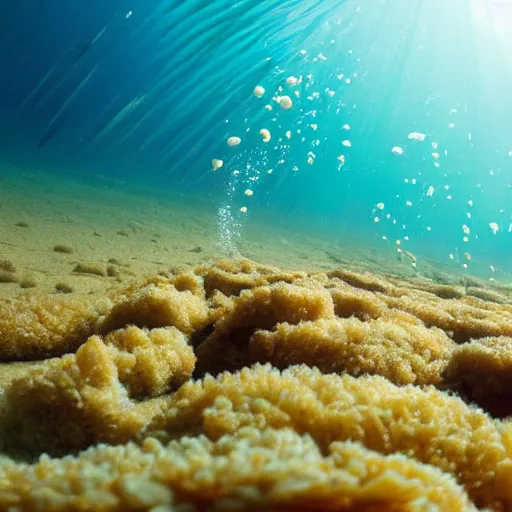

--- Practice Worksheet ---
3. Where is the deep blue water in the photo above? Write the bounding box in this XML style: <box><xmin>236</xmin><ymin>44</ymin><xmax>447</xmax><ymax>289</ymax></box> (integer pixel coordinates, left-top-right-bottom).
<box><xmin>1</xmin><ymin>0</ymin><xmax>511</xmax><ymax>277</ymax></box>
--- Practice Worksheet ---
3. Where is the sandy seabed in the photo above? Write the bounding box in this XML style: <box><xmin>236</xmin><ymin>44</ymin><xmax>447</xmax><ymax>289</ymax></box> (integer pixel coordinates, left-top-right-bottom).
<box><xmin>1</xmin><ymin>169</ymin><xmax>512</xmax><ymax>511</ymax></box>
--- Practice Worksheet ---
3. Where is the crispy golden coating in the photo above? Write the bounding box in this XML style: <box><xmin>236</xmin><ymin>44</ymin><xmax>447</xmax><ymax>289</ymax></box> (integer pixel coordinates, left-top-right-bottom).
<box><xmin>143</xmin><ymin>364</ymin><xmax>509</xmax><ymax>510</ymax></box>
<box><xmin>382</xmin><ymin>291</ymin><xmax>512</xmax><ymax>344</ymax></box>
<box><xmin>0</xmin><ymin>293</ymin><xmax>110</xmax><ymax>361</ymax></box>
<box><xmin>194</xmin><ymin>283</ymin><xmax>335</xmax><ymax>375</ymax></box>
<box><xmin>195</xmin><ymin>258</ymin><xmax>308</xmax><ymax>297</ymax></box>
<box><xmin>0</xmin><ymin>428</ymin><xmax>476</xmax><ymax>512</ymax></box>
<box><xmin>444</xmin><ymin>336</ymin><xmax>512</xmax><ymax>417</ymax></box>
<box><xmin>3</xmin><ymin>326</ymin><xmax>194</xmax><ymax>456</ymax></box>
<box><xmin>1</xmin><ymin>258</ymin><xmax>512</xmax><ymax>510</ymax></box>
<box><xmin>105</xmin><ymin>325</ymin><xmax>196</xmax><ymax>398</ymax></box>
<box><xmin>248</xmin><ymin>315</ymin><xmax>454</xmax><ymax>385</ymax></box>
<box><xmin>329</xmin><ymin>284</ymin><xmax>389</xmax><ymax>320</ymax></box>
<box><xmin>101</xmin><ymin>282</ymin><xmax>209</xmax><ymax>335</ymax></box>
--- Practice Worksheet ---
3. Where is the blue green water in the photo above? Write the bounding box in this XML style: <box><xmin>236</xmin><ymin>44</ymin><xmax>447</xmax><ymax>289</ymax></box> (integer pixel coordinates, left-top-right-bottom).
<box><xmin>1</xmin><ymin>0</ymin><xmax>511</xmax><ymax>282</ymax></box>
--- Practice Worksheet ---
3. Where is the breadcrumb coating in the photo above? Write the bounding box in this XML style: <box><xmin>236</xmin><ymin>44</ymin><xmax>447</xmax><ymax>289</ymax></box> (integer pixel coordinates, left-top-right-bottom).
<box><xmin>194</xmin><ymin>283</ymin><xmax>335</xmax><ymax>375</ymax></box>
<box><xmin>444</xmin><ymin>336</ymin><xmax>512</xmax><ymax>417</ymax></box>
<box><xmin>195</xmin><ymin>258</ymin><xmax>308</xmax><ymax>297</ymax></box>
<box><xmin>144</xmin><ymin>364</ymin><xmax>509</xmax><ymax>510</ymax></box>
<box><xmin>382</xmin><ymin>291</ymin><xmax>512</xmax><ymax>344</ymax></box>
<box><xmin>101</xmin><ymin>282</ymin><xmax>209</xmax><ymax>335</ymax></box>
<box><xmin>0</xmin><ymin>428</ymin><xmax>477</xmax><ymax>512</ymax></box>
<box><xmin>0</xmin><ymin>294</ymin><xmax>111</xmax><ymax>360</ymax></box>
<box><xmin>1</xmin><ymin>258</ymin><xmax>512</xmax><ymax>510</ymax></box>
<box><xmin>3</xmin><ymin>326</ymin><xmax>194</xmax><ymax>456</ymax></box>
<box><xmin>329</xmin><ymin>284</ymin><xmax>389</xmax><ymax>320</ymax></box>
<box><xmin>248</xmin><ymin>315</ymin><xmax>454</xmax><ymax>385</ymax></box>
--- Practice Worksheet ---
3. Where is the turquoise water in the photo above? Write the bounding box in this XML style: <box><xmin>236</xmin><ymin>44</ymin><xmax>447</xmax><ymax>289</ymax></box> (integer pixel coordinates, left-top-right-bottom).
<box><xmin>1</xmin><ymin>0</ymin><xmax>511</xmax><ymax>282</ymax></box>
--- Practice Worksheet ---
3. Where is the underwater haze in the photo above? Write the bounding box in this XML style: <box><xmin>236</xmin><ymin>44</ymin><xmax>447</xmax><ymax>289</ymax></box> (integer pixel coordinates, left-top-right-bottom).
<box><xmin>1</xmin><ymin>0</ymin><xmax>512</xmax><ymax>293</ymax></box>
<box><xmin>5</xmin><ymin>3</ymin><xmax>512</xmax><ymax>510</ymax></box>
